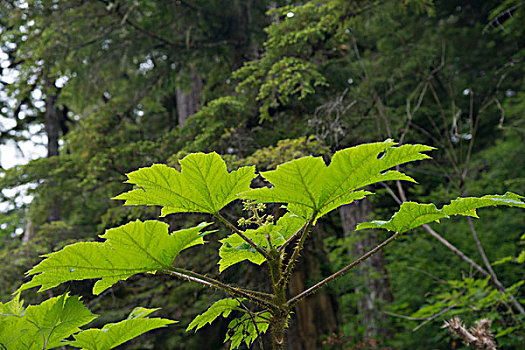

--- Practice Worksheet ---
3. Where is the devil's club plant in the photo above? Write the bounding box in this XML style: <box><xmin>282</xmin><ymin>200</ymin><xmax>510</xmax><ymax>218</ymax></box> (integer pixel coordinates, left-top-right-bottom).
<box><xmin>2</xmin><ymin>141</ymin><xmax>524</xmax><ymax>349</ymax></box>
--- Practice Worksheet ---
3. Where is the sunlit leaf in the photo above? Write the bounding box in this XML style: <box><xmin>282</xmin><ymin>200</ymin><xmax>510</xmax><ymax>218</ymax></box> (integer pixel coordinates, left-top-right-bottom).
<box><xmin>357</xmin><ymin>202</ymin><xmax>445</xmax><ymax>233</ymax></box>
<box><xmin>114</xmin><ymin>153</ymin><xmax>256</xmax><ymax>216</ymax></box>
<box><xmin>67</xmin><ymin>308</ymin><xmax>175</xmax><ymax>350</ymax></box>
<box><xmin>20</xmin><ymin>220</ymin><xmax>211</xmax><ymax>295</ymax></box>
<box><xmin>357</xmin><ymin>192</ymin><xmax>525</xmax><ymax>233</ymax></box>
<box><xmin>187</xmin><ymin>298</ymin><xmax>240</xmax><ymax>332</ymax></box>
<box><xmin>442</xmin><ymin>192</ymin><xmax>525</xmax><ymax>217</ymax></box>
<box><xmin>0</xmin><ymin>293</ymin><xmax>96</xmax><ymax>349</ymax></box>
<box><xmin>242</xmin><ymin>141</ymin><xmax>433</xmax><ymax>219</ymax></box>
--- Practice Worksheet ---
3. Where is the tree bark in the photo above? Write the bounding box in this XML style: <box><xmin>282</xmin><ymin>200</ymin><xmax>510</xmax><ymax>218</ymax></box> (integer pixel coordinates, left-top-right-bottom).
<box><xmin>339</xmin><ymin>199</ymin><xmax>393</xmax><ymax>340</ymax></box>
<box><xmin>176</xmin><ymin>67</ymin><xmax>203</xmax><ymax>127</ymax></box>
<box><xmin>287</xmin><ymin>226</ymin><xmax>339</xmax><ymax>350</ymax></box>
<box><xmin>44</xmin><ymin>84</ymin><xmax>61</xmax><ymax>158</ymax></box>
<box><xmin>43</xmin><ymin>80</ymin><xmax>65</xmax><ymax>223</ymax></box>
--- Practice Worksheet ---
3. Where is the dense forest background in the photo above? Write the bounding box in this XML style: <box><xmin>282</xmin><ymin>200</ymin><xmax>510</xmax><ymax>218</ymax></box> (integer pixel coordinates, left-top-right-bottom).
<box><xmin>0</xmin><ymin>0</ymin><xmax>523</xmax><ymax>349</ymax></box>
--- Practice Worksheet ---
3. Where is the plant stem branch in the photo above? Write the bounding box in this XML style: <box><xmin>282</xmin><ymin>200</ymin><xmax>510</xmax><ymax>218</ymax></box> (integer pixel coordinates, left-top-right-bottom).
<box><xmin>467</xmin><ymin>217</ymin><xmax>500</xmax><ymax>288</ymax></box>
<box><xmin>280</xmin><ymin>212</ymin><xmax>317</xmax><ymax>283</ymax></box>
<box><xmin>165</xmin><ymin>267</ymin><xmax>277</xmax><ymax>310</ymax></box>
<box><xmin>286</xmin><ymin>232</ymin><xmax>399</xmax><ymax>307</ymax></box>
<box><xmin>215</xmin><ymin>213</ymin><xmax>271</xmax><ymax>260</ymax></box>
<box><xmin>278</xmin><ymin>214</ymin><xmax>316</xmax><ymax>253</ymax></box>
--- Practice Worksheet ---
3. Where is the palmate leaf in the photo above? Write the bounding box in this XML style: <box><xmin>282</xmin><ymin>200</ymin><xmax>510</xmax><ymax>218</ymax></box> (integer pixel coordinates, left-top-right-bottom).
<box><xmin>356</xmin><ymin>202</ymin><xmax>446</xmax><ymax>233</ymax></box>
<box><xmin>226</xmin><ymin>312</ymin><xmax>270</xmax><ymax>349</ymax></box>
<box><xmin>67</xmin><ymin>307</ymin><xmax>175</xmax><ymax>350</ymax></box>
<box><xmin>187</xmin><ymin>298</ymin><xmax>269</xmax><ymax>350</ymax></box>
<box><xmin>114</xmin><ymin>153</ymin><xmax>256</xmax><ymax>216</ymax></box>
<box><xmin>0</xmin><ymin>294</ymin><xmax>28</xmax><ymax>348</ymax></box>
<box><xmin>357</xmin><ymin>192</ymin><xmax>525</xmax><ymax>233</ymax></box>
<box><xmin>187</xmin><ymin>298</ymin><xmax>240</xmax><ymax>332</ymax></box>
<box><xmin>442</xmin><ymin>192</ymin><xmax>525</xmax><ymax>217</ymax></box>
<box><xmin>218</xmin><ymin>213</ymin><xmax>303</xmax><ymax>272</ymax></box>
<box><xmin>0</xmin><ymin>293</ymin><xmax>96</xmax><ymax>349</ymax></box>
<box><xmin>242</xmin><ymin>141</ymin><xmax>433</xmax><ymax>219</ymax></box>
<box><xmin>20</xmin><ymin>220</ymin><xmax>211</xmax><ymax>295</ymax></box>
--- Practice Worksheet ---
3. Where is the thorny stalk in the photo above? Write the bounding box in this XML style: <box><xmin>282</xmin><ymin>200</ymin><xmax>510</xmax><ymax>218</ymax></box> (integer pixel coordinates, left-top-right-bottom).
<box><xmin>280</xmin><ymin>212</ymin><xmax>317</xmax><ymax>285</ymax></box>
<box><xmin>215</xmin><ymin>212</ymin><xmax>272</xmax><ymax>260</ymax></box>
<box><xmin>165</xmin><ymin>267</ymin><xmax>278</xmax><ymax>311</ymax></box>
<box><xmin>286</xmin><ymin>232</ymin><xmax>399</xmax><ymax>307</ymax></box>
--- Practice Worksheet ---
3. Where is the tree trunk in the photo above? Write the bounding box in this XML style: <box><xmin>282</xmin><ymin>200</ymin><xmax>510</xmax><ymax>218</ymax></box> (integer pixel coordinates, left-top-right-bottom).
<box><xmin>287</xmin><ymin>226</ymin><xmax>339</xmax><ymax>350</ymax></box>
<box><xmin>339</xmin><ymin>199</ymin><xmax>393</xmax><ymax>340</ymax></box>
<box><xmin>44</xmin><ymin>84</ymin><xmax>61</xmax><ymax>158</ymax></box>
<box><xmin>43</xmin><ymin>80</ymin><xmax>64</xmax><ymax>223</ymax></box>
<box><xmin>176</xmin><ymin>67</ymin><xmax>203</xmax><ymax>127</ymax></box>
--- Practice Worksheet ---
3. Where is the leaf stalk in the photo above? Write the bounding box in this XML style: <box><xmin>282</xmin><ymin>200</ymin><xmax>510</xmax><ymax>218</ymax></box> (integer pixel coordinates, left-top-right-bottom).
<box><xmin>165</xmin><ymin>267</ymin><xmax>278</xmax><ymax>310</ymax></box>
<box><xmin>215</xmin><ymin>212</ymin><xmax>272</xmax><ymax>260</ymax></box>
<box><xmin>286</xmin><ymin>232</ymin><xmax>399</xmax><ymax>307</ymax></box>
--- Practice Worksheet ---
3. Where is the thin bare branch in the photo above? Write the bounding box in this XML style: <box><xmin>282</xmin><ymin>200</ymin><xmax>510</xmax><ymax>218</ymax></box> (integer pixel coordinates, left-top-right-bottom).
<box><xmin>467</xmin><ymin>217</ymin><xmax>525</xmax><ymax>314</ymax></box>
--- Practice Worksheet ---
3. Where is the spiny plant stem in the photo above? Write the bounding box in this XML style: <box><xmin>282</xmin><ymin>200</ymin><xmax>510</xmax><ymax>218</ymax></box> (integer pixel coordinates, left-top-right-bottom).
<box><xmin>277</xmin><ymin>215</ymin><xmax>315</xmax><ymax>252</ymax></box>
<box><xmin>286</xmin><ymin>232</ymin><xmax>399</xmax><ymax>307</ymax></box>
<box><xmin>280</xmin><ymin>212</ymin><xmax>317</xmax><ymax>284</ymax></box>
<box><xmin>270</xmin><ymin>310</ymin><xmax>288</xmax><ymax>350</ymax></box>
<box><xmin>166</xmin><ymin>267</ymin><xmax>277</xmax><ymax>310</ymax></box>
<box><xmin>215</xmin><ymin>212</ymin><xmax>271</xmax><ymax>260</ymax></box>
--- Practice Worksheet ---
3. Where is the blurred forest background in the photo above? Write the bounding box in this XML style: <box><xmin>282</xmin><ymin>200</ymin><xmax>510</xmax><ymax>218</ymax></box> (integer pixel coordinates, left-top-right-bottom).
<box><xmin>0</xmin><ymin>0</ymin><xmax>523</xmax><ymax>349</ymax></box>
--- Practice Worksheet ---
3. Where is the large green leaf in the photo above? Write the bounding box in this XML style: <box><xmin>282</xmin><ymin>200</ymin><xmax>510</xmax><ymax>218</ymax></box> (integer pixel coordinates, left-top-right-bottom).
<box><xmin>226</xmin><ymin>312</ymin><xmax>270</xmax><ymax>349</ymax></box>
<box><xmin>187</xmin><ymin>298</ymin><xmax>240</xmax><ymax>332</ymax></box>
<box><xmin>0</xmin><ymin>294</ymin><xmax>34</xmax><ymax>349</ymax></box>
<box><xmin>242</xmin><ymin>141</ymin><xmax>433</xmax><ymax>219</ymax></box>
<box><xmin>20</xmin><ymin>220</ymin><xmax>211</xmax><ymax>295</ymax></box>
<box><xmin>114</xmin><ymin>153</ymin><xmax>256</xmax><ymax>216</ymax></box>
<box><xmin>356</xmin><ymin>202</ymin><xmax>446</xmax><ymax>233</ymax></box>
<box><xmin>442</xmin><ymin>192</ymin><xmax>525</xmax><ymax>217</ymax></box>
<box><xmin>0</xmin><ymin>293</ymin><xmax>96</xmax><ymax>349</ymax></box>
<box><xmin>218</xmin><ymin>213</ymin><xmax>304</xmax><ymax>272</ymax></box>
<box><xmin>67</xmin><ymin>307</ymin><xmax>175</xmax><ymax>350</ymax></box>
<box><xmin>357</xmin><ymin>192</ymin><xmax>525</xmax><ymax>233</ymax></box>
<box><xmin>187</xmin><ymin>298</ymin><xmax>269</xmax><ymax>350</ymax></box>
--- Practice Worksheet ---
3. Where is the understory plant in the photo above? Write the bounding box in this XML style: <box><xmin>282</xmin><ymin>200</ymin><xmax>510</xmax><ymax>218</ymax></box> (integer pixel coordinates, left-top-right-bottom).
<box><xmin>1</xmin><ymin>140</ymin><xmax>524</xmax><ymax>349</ymax></box>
